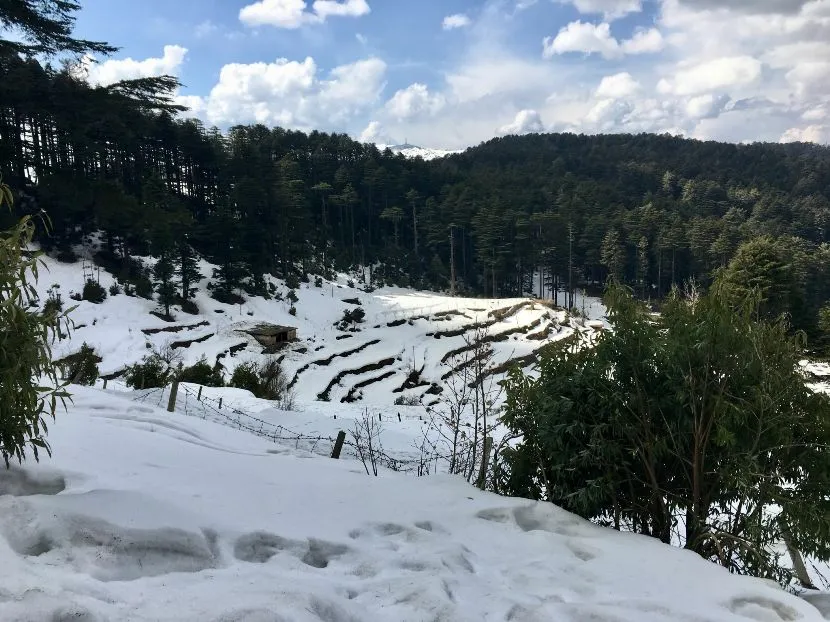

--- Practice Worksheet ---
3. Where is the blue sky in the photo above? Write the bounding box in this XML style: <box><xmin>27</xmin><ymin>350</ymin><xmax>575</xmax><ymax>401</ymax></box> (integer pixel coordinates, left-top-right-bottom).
<box><xmin>70</xmin><ymin>0</ymin><xmax>830</xmax><ymax>149</ymax></box>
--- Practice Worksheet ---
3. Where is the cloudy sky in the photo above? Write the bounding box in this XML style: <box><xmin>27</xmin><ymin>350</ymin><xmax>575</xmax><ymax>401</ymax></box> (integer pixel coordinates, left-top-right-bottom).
<box><xmin>72</xmin><ymin>0</ymin><xmax>830</xmax><ymax>150</ymax></box>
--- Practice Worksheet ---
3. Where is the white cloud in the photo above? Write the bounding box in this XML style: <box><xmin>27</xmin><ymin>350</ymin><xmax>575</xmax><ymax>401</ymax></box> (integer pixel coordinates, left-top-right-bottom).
<box><xmin>184</xmin><ymin>55</ymin><xmax>384</xmax><ymax>130</ymax></box>
<box><xmin>657</xmin><ymin>56</ymin><xmax>763</xmax><ymax>96</ymax></box>
<box><xmin>83</xmin><ymin>45</ymin><xmax>188</xmax><ymax>86</ymax></box>
<box><xmin>543</xmin><ymin>21</ymin><xmax>663</xmax><ymax>59</ymax></box>
<box><xmin>498</xmin><ymin>109</ymin><xmax>546</xmax><ymax>135</ymax></box>
<box><xmin>238</xmin><ymin>0</ymin><xmax>369</xmax><ymax>29</ymax></box>
<box><xmin>443</xmin><ymin>14</ymin><xmax>472</xmax><ymax>30</ymax></box>
<box><xmin>358</xmin><ymin>120</ymin><xmax>388</xmax><ymax>143</ymax></box>
<box><xmin>313</xmin><ymin>0</ymin><xmax>370</xmax><ymax>19</ymax></box>
<box><xmin>544</xmin><ymin>21</ymin><xmax>619</xmax><ymax>58</ymax></box>
<box><xmin>596</xmin><ymin>72</ymin><xmax>641</xmax><ymax>98</ymax></box>
<box><xmin>684</xmin><ymin>93</ymin><xmax>730</xmax><ymax>118</ymax></box>
<box><xmin>780</xmin><ymin>124</ymin><xmax>830</xmax><ymax>143</ymax></box>
<box><xmin>355</xmin><ymin>33</ymin><xmax>368</xmax><ymax>45</ymax></box>
<box><xmin>621</xmin><ymin>28</ymin><xmax>664</xmax><ymax>54</ymax></box>
<box><xmin>556</xmin><ymin>0</ymin><xmax>643</xmax><ymax>20</ymax></box>
<box><xmin>385</xmin><ymin>83</ymin><xmax>445</xmax><ymax>119</ymax></box>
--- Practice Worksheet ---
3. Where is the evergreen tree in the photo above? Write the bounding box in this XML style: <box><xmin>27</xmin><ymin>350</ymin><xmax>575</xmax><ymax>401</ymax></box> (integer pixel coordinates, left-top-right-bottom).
<box><xmin>501</xmin><ymin>282</ymin><xmax>830</xmax><ymax>584</ymax></box>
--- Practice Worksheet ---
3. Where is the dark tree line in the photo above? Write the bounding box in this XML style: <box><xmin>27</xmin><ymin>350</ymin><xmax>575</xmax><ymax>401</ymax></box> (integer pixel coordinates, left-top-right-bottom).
<box><xmin>3</xmin><ymin>2</ymin><xmax>830</xmax><ymax>336</ymax></box>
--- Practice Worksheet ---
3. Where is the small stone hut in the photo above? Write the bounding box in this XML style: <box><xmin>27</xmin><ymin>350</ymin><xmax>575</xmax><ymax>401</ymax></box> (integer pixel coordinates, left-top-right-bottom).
<box><xmin>245</xmin><ymin>324</ymin><xmax>298</xmax><ymax>349</ymax></box>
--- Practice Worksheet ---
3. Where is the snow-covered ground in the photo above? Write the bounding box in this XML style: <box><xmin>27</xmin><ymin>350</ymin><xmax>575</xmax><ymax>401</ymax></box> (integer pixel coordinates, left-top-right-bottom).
<box><xmin>375</xmin><ymin>143</ymin><xmax>462</xmax><ymax>161</ymax></box>
<box><xmin>37</xmin><ymin>254</ymin><xmax>592</xmax><ymax>411</ymax></box>
<box><xmin>1</xmin><ymin>385</ymin><xmax>827</xmax><ymax>622</ymax></box>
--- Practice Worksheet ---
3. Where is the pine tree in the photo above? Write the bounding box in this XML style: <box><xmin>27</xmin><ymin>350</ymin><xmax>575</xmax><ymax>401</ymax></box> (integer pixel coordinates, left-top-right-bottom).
<box><xmin>176</xmin><ymin>238</ymin><xmax>201</xmax><ymax>301</ymax></box>
<box><xmin>601</xmin><ymin>229</ymin><xmax>625</xmax><ymax>282</ymax></box>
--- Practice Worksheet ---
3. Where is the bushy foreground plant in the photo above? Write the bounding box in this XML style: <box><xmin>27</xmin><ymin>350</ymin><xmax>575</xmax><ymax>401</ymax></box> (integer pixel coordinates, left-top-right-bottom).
<box><xmin>500</xmin><ymin>282</ymin><xmax>830</xmax><ymax>585</ymax></box>
<box><xmin>0</xmin><ymin>181</ymin><xmax>72</xmax><ymax>467</ymax></box>
<box><xmin>179</xmin><ymin>356</ymin><xmax>224</xmax><ymax>387</ymax></box>
<box><xmin>230</xmin><ymin>359</ymin><xmax>294</xmax><ymax>409</ymax></box>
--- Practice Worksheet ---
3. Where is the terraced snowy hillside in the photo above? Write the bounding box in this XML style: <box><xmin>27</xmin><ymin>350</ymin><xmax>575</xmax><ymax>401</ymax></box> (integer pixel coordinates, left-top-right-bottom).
<box><xmin>39</xmin><ymin>254</ymin><xmax>601</xmax><ymax>410</ymax></box>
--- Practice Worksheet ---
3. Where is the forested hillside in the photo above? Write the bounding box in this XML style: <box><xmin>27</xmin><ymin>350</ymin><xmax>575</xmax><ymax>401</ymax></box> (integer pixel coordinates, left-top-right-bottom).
<box><xmin>3</xmin><ymin>15</ymin><xmax>830</xmax><ymax>338</ymax></box>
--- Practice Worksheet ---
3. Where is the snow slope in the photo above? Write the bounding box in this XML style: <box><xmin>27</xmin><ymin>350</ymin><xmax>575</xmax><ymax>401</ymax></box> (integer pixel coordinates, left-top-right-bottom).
<box><xmin>381</xmin><ymin>143</ymin><xmax>461</xmax><ymax>161</ymax></box>
<box><xmin>37</xmin><ymin>254</ymin><xmax>591</xmax><ymax>410</ymax></box>
<box><xmin>1</xmin><ymin>385</ymin><xmax>826</xmax><ymax>622</ymax></box>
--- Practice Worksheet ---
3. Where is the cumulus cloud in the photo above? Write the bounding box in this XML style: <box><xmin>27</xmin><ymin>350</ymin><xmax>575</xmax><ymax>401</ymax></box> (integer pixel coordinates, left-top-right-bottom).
<box><xmin>780</xmin><ymin>124</ymin><xmax>830</xmax><ymax>143</ymax></box>
<box><xmin>239</xmin><ymin>0</ymin><xmax>370</xmax><ymax>29</ymax></box>
<box><xmin>543</xmin><ymin>21</ymin><xmax>663</xmax><ymax>59</ymax></box>
<box><xmin>498</xmin><ymin>109</ymin><xmax>546</xmax><ymax>135</ymax></box>
<box><xmin>180</xmin><ymin>55</ymin><xmax>385</xmax><ymax>130</ymax></box>
<box><xmin>83</xmin><ymin>45</ymin><xmax>187</xmax><ymax>86</ymax></box>
<box><xmin>385</xmin><ymin>83</ymin><xmax>445</xmax><ymax>119</ymax></box>
<box><xmin>684</xmin><ymin>93</ymin><xmax>731</xmax><ymax>119</ymax></box>
<box><xmin>657</xmin><ymin>56</ymin><xmax>762</xmax><ymax>96</ymax></box>
<box><xmin>358</xmin><ymin>120</ymin><xmax>391</xmax><ymax>143</ymax></box>
<box><xmin>596</xmin><ymin>72</ymin><xmax>641</xmax><ymax>98</ymax></box>
<box><xmin>555</xmin><ymin>0</ymin><xmax>643</xmax><ymax>20</ymax></box>
<box><xmin>443</xmin><ymin>14</ymin><xmax>472</xmax><ymax>30</ymax></box>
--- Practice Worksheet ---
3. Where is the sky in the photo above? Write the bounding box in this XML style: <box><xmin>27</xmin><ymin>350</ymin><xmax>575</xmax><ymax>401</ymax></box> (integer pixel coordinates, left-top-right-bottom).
<box><xmin>68</xmin><ymin>0</ymin><xmax>830</xmax><ymax>150</ymax></box>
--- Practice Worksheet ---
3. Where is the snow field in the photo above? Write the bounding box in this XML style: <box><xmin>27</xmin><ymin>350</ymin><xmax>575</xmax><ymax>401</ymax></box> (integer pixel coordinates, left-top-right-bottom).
<box><xmin>0</xmin><ymin>386</ymin><xmax>826</xmax><ymax>622</ymax></box>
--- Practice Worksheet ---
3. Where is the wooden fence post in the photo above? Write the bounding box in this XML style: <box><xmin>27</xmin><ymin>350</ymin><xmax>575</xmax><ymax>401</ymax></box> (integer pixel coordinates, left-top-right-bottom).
<box><xmin>331</xmin><ymin>431</ymin><xmax>346</xmax><ymax>459</ymax></box>
<box><xmin>167</xmin><ymin>380</ymin><xmax>179</xmax><ymax>413</ymax></box>
<box><xmin>102</xmin><ymin>378</ymin><xmax>108</xmax><ymax>390</ymax></box>
<box><xmin>197</xmin><ymin>386</ymin><xmax>203</xmax><ymax>401</ymax></box>
<box><xmin>476</xmin><ymin>436</ymin><xmax>493</xmax><ymax>490</ymax></box>
<box><xmin>218</xmin><ymin>397</ymin><xmax>223</xmax><ymax>410</ymax></box>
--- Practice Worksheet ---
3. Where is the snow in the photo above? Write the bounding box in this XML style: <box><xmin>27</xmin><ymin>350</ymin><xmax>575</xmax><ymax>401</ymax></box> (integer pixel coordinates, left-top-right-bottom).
<box><xmin>1</xmin><ymin>385</ymin><xmax>827</xmax><ymax>621</ymax></box>
<box><xmin>35</xmin><ymin>253</ymin><xmax>588</xmax><ymax>413</ymax></box>
<box><xmin>380</xmin><ymin>143</ymin><xmax>461</xmax><ymax>161</ymax></box>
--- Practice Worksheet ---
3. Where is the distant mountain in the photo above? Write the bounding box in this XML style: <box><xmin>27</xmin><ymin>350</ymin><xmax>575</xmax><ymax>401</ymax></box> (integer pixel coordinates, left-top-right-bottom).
<box><xmin>381</xmin><ymin>143</ymin><xmax>461</xmax><ymax>161</ymax></box>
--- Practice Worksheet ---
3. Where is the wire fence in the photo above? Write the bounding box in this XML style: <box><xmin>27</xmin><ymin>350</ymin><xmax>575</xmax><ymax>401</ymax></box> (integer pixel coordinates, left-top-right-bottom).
<box><xmin>130</xmin><ymin>381</ymin><xmax>444</xmax><ymax>474</ymax></box>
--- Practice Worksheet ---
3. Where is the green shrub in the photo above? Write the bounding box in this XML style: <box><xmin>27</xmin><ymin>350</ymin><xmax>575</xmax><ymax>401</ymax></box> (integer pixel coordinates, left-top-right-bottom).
<box><xmin>124</xmin><ymin>354</ymin><xmax>170</xmax><ymax>389</ymax></box>
<box><xmin>43</xmin><ymin>284</ymin><xmax>63</xmax><ymax>315</ymax></box>
<box><xmin>108</xmin><ymin>282</ymin><xmax>121</xmax><ymax>296</ymax></box>
<box><xmin>82</xmin><ymin>279</ymin><xmax>107</xmax><ymax>304</ymax></box>
<box><xmin>314</xmin><ymin>276</ymin><xmax>323</xmax><ymax>288</ymax></box>
<box><xmin>180</xmin><ymin>298</ymin><xmax>199</xmax><ymax>315</ymax></box>
<box><xmin>133</xmin><ymin>274</ymin><xmax>153</xmax><ymax>299</ymax></box>
<box><xmin>229</xmin><ymin>362</ymin><xmax>260</xmax><ymax>395</ymax></box>
<box><xmin>229</xmin><ymin>358</ymin><xmax>294</xmax><ymax>408</ymax></box>
<box><xmin>179</xmin><ymin>356</ymin><xmax>224</xmax><ymax>387</ymax></box>
<box><xmin>285</xmin><ymin>272</ymin><xmax>300</xmax><ymax>290</ymax></box>
<box><xmin>62</xmin><ymin>343</ymin><xmax>100</xmax><ymax>385</ymax></box>
<box><xmin>0</xmin><ymin>184</ymin><xmax>72</xmax><ymax>467</ymax></box>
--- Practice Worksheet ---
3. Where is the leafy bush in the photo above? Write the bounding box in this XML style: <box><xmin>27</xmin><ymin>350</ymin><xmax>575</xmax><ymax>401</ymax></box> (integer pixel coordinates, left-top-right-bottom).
<box><xmin>43</xmin><ymin>284</ymin><xmax>63</xmax><ymax>315</ymax></box>
<box><xmin>314</xmin><ymin>276</ymin><xmax>323</xmax><ymax>288</ymax></box>
<box><xmin>179</xmin><ymin>298</ymin><xmax>199</xmax><ymax>315</ymax></box>
<box><xmin>285</xmin><ymin>272</ymin><xmax>300</xmax><ymax>290</ymax></box>
<box><xmin>124</xmin><ymin>354</ymin><xmax>170</xmax><ymax>389</ymax></box>
<box><xmin>501</xmin><ymin>283</ymin><xmax>830</xmax><ymax>584</ymax></box>
<box><xmin>179</xmin><ymin>356</ymin><xmax>224</xmax><ymax>387</ymax></box>
<box><xmin>108</xmin><ymin>282</ymin><xmax>121</xmax><ymax>296</ymax></box>
<box><xmin>82</xmin><ymin>279</ymin><xmax>107</xmax><ymax>304</ymax></box>
<box><xmin>61</xmin><ymin>343</ymin><xmax>100</xmax><ymax>385</ymax></box>
<box><xmin>394</xmin><ymin>394</ymin><xmax>420</xmax><ymax>406</ymax></box>
<box><xmin>0</xmin><ymin>183</ymin><xmax>71</xmax><ymax>467</ymax></box>
<box><xmin>229</xmin><ymin>358</ymin><xmax>295</xmax><ymax>408</ymax></box>
<box><xmin>212</xmin><ymin>287</ymin><xmax>244</xmax><ymax>305</ymax></box>
<box><xmin>134</xmin><ymin>274</ymin><xmax>154</xmax><ymax>299</ymax></box>
<box><xmin>287</xmin><ymin>289</ymin><xmax>298</xmax><ymax>304</ymax></box>
<box><xmin>347</xmin><ymin>279</ymin><xmax>355</xmax><ymax>288</ymax></box>
<box><xmin>229</xmin><ymin>362</ymin><xmax>260</xmax><ymax>395</ymax></box>
<box><xmin>289</xmin><ymin>306</ymin><xmax>297</xmax><ymax>316</ymax></box>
